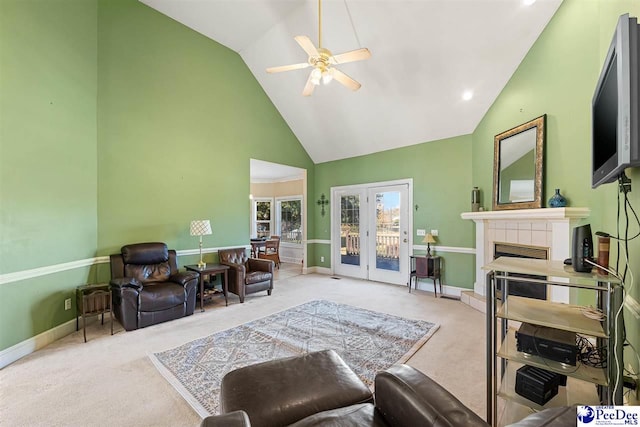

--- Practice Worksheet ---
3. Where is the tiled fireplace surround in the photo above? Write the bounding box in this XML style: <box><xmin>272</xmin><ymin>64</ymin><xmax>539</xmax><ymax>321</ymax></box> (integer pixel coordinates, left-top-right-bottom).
<box><xmin>460</xmin><ymin>207</ymin><xmax>590</xmax><ymax>310</ymax></box>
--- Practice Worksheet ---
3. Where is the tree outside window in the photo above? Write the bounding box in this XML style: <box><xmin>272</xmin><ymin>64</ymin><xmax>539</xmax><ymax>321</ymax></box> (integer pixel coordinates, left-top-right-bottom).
<box><xmin>278</xmin><ymin>199</ymin><xmax>302</xmax><ymax>244</ymax></box>
<box><xmin>255</xmin><ymin>200</ymin><xmax>271</xmax><ymax>238</ymax></box>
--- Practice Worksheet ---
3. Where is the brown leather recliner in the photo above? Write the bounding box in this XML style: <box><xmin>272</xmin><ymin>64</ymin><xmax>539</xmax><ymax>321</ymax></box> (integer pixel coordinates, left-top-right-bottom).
<box><xmin>218</xmin><ymin>247</ymin><xmax>273</xmax><ymax>303</ymax></box>
<box><xmin>109</xmin><ymin>242</ymin><xmax>198</xmax><ymax>331</ymax></box>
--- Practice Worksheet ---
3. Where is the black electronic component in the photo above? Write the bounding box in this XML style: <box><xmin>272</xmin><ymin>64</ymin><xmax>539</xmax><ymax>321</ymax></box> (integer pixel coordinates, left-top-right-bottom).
<box><xmin>516</xmin><ymin>323</ymin><xmax>578</xmax><ymax>366</ymax></box>
<box><xmin>515</xmin><ymin>365</ymin><xmax>566</xmax><ymax>406</ymax></box>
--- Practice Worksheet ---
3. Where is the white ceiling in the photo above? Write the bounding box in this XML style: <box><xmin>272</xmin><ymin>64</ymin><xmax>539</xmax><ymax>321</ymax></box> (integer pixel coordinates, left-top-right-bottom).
<box><xmin>141</xmin><ymin>0</ymin><xmax>563</xmax><ymax>164</ymax></box>
<box><xmin>250</xmin><ymin>158</ymin><xmax>306</xmax><ymax>182</ymax></box>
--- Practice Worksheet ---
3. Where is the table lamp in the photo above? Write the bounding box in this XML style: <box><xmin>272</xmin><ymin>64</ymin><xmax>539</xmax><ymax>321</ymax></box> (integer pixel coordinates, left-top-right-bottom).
<box><xmin>190</xmin><ymin>220</ymin><xmax>212</xmax><ymax>268</ymax></box>
<box><xmin>423</xmin><ymin>233</ymin><xmax>436</xmax><ymax>256</ymax></box>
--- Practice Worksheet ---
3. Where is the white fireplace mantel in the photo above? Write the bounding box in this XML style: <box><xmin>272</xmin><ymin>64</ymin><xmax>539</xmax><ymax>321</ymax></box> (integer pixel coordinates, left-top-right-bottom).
<box><xmin>461</xmin><ymin>207</ymin><xmax>590</xmax><ymax>301</ymax></box>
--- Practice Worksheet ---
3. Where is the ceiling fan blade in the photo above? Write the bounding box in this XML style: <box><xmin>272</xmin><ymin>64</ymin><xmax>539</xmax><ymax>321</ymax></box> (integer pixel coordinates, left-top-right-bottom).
<box><xmin>329</xmin><ymin>68</ymin><xmax>361</xmax><ymax>91</ymax></box>
<box><xmin>294</xmin><ymin>35</ymin><xmax>320</xmax><ymax>58</ymax></box>
<box><xmin>330</xmin><ymin>48</ymin><xmax>371</xmax><ymax>65</ymax></box>
<box><xmin>302</xmin><ymin>71</ymin><xmax>316</xmax><ymax>96</ymax></box>
<box><xmin>266</xmin><ymin>62</ymin><xmax>310</xmax><ymax>73</ymax></box>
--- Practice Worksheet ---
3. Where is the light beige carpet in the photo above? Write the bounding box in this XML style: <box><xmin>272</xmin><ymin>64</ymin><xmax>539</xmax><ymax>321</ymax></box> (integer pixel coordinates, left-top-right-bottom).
<box><xmin>150</xmin><ymin>299</ymin><xmax>439</xmax><ymax>416</ymax></box>
<box><xmin>0</xmin><ymin>264</ymin><xmax>486</xmax><ymax>427</ymax></box>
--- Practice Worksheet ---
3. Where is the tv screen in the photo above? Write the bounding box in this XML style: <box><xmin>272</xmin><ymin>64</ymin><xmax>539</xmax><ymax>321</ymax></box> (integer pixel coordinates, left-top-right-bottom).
<box><xmin>592</xmin><ymin>14</ymin><xmax>640</xmax><ymax>188</ymax></box>
<box><xmin>593</xmin><ymin>53</ymin><xmax>618</xmax><ymax>174</ymax></box>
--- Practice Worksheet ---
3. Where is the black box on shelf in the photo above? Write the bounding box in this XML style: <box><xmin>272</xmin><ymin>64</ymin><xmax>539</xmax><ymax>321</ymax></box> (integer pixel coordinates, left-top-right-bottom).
<box><xmin>516</xmin><ymin>323</ymin><xmax>578</xmax><ymax>366</ymax></box>
<box><xmin>515</xmin><ymin>365</ymin><xmax>566</xmax><ymax>405</ymax></box>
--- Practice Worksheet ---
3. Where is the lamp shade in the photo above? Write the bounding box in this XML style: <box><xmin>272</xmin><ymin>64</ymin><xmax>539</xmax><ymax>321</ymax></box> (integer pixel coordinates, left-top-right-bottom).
<box><xmin>422</xmin><ymin>233</ymin><xmax>436</xmax><ymax>244</ymax></box>
<box><xmin>190</xmin><ymin>220</ymin><xmax>212</xmax><ymax>236</ymax></box>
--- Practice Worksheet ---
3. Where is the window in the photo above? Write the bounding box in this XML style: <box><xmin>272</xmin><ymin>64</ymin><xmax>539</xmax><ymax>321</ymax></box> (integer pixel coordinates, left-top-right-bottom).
<box><xmin>276</xmin><ymin>197</ymin><xmax>302</xmax><ymax>244</ymax></box>
<box><xmin>252</xmin><ymin>198</ymin><xmax>272</xmax><ymax>238</ymax></box>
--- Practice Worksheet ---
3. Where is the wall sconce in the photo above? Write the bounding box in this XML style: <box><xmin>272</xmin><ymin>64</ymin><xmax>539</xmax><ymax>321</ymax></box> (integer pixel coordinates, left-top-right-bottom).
<box><xmin>317</xmin><ymin>193</ymin><xmax>329</xmax><ymax>217</ymax></box>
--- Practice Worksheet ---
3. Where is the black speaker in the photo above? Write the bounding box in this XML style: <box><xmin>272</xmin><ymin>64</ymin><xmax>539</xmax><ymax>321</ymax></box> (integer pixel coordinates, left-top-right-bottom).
<box><xmin>572</xmin><ymin>224</ymin><xmax>593</xmax><ymax>273</ymax></box>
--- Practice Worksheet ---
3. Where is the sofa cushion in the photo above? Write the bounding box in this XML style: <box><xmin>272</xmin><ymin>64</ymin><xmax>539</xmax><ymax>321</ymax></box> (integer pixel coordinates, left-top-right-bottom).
<box><xmin>289</xmin><ymin>403</ymin><xmax>388</xmax><ymax>427</ymax></box>
<box><xmin>508</xmin><ymin>406</ymin><xmax>577</xmax><ymax>427</ymax></box>
<box><xmin>375</xmin><ymin>365</ymin><xmax>488</xmax><ymax>427</ymax></box>
<box><xmin>221</xmin><ymin>350</ymin><xmax>373</xmax><ymax>427</ymax></box>
<box><xmin>124</xmin><ymin>262</ymin><xmax>171</xmax><ymax>283</ymax></box>
<box><xmin>138</xmin><ymin>282</ymin><xmax>185</xmax><ymax>311</ymax></box>
<box><xmin>245</xmin><ymin>271</ymin><xmax>272</xmax><ymax>285</ymax></box>
<box><xmin>122</xmin><ymin>242</ymin><xmax>169</xmax><ymax>264</ymax></box>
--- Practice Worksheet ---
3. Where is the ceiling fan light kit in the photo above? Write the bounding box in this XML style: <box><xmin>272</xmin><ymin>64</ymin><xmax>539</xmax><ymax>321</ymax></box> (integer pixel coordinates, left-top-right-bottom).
<box><xmin>266</xmin><ymin>0</ymin><xmax>370</xmax><ymax>96</ymax></box>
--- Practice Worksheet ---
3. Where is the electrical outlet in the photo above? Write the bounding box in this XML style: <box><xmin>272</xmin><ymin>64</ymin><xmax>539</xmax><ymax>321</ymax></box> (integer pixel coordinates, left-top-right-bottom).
<box><xmin>624</xmin><ymin>294</ymin><xmax>640</xmax><ymax>320</ymax></box>
<box><xmin>430</xmin><ymin>229</ymin><xmax>439</xmax><ymax>237</ymax></box>
<box><xmin>416</xmin><ymin>229</ymin><xmax>426</xmax><ymax>236</ymax></box>
<box><xmin>64</xmin><ymin>298</ymin><xmax>71</xmax><ymax>311</ymax></box>
<box><xmin>320</xmin><ymin>256</ymin><xmax>325</xmax><ymax>263</ymax></box>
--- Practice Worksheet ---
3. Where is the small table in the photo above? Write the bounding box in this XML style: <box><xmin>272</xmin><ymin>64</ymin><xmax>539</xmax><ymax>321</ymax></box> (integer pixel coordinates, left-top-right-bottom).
<box><xmin>185</xmin><ymin>264</ymin><xmax>230</xmax><ymax>311</ymax></box>
<box><xmin>76</xmin><ymin>283</ymin><xmax>113</xmax><ymax>342</ymax></box>
<box><xmin>409</xmin><ymin>255</ymin><xmax>442</xmax><ymax>296</ymax></box>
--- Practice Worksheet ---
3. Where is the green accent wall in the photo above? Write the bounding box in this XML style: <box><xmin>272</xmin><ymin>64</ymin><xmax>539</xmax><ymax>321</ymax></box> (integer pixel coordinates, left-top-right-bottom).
<box><xmin>313</xmin><ymin>136</ymin><xmax>475</xmax><ymax>289</ymax></box>
<box><xmin>96</xmin><ymin>0</ymin><xmax>313</xmax><ymax>261</ymax></box>
<box><xmin>0</xmin><ymin>0</ymin><xmax>314</xmax><ymax>351</ymax></box>
<box><xmin>0</xmin><ymin>0</ymin><xmax>98</xmax><ymax>350</ymax></box>
<box><xmin>472</xmin><ymin>0</ymin><xmax>640</xmax><ymax>373</ymax></box>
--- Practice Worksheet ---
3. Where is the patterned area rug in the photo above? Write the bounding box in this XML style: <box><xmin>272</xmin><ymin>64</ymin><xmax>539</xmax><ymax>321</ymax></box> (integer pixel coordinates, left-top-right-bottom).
<box><xmin>148</xmin><ymin>300</ymin><xmax>439</xmax><ymax>417</ymax></box>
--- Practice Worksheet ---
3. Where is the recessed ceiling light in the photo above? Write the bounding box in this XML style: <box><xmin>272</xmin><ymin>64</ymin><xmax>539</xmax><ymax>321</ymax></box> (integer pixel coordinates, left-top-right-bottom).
<box><xmin>523</xmin><ymin>0</ymin><xmax>536</xmax><ymax>5</ymax></box>
<box><xmin>462</xmin><ymin>91</ymin><xmax>473</xmax><ymax>101</ymax></box>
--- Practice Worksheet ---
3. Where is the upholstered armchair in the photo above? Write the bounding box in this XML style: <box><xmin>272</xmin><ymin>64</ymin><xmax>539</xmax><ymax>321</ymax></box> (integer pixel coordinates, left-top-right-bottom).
<box><xmin>109</xmin><ymin>242</ymin><xmax>198</xmax><ymax>331</ymax></box>
<box><xmin>218</xmin><ymin>247</ymin><xmax>274</xmax><ymax>303</ymax></box>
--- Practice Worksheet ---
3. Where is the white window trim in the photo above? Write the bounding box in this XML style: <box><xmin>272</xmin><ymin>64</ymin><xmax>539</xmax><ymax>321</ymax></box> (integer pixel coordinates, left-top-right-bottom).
<box><xmin>275</xmin><ymin>195</ymin><xmax>303</xmax><ymax>247</ymax></box>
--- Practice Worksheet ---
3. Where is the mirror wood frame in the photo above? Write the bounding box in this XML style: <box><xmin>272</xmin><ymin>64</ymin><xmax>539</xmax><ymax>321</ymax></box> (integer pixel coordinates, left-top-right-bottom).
<box><xmin>492</xmin><ymin>114</ymin><xmax>546</xmax><ymax>211</ymax></box>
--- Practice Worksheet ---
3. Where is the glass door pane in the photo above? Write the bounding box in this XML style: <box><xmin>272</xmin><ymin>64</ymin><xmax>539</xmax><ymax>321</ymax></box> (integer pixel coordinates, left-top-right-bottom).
<box><xmin>333</xmin><ymin>189</ymin><xmax>367</xmax><ymax>279</ymax></box>
<box><xmin>368</xmin><ymin>184</ymin><xmax>409</xmax><ymax>285</ymax></box>
<box><xmin>340</xmin><ymin>195</ymin><xmax>361</xmax><ymax>266</ymax></box>
<box><xmin>373</xmin><ymin>191</ymin><xmax>400</xmax><ymax>272</ymax></box>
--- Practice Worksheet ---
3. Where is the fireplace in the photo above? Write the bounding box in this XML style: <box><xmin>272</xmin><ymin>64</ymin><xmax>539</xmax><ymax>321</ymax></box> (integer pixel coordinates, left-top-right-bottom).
<box><xmin>494</xmin><ymin>242</ymin><xmax>549</xmax><ymax>300</ymax></box>
<box><xmin>461</xmin><ymin>207</ymin><xmax>590</xmax><ymax>304</ymax></box>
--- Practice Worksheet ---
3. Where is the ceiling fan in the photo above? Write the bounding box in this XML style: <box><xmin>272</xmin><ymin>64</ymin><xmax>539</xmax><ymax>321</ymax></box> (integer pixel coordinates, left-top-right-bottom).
<box><xmin>266</xmin><ymin>0</ymin><xmax>371</xmax><ymax>96</ymax></box>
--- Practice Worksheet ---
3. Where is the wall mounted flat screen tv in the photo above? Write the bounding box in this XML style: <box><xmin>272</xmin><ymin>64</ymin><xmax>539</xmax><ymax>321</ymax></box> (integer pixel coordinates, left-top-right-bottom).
<box><xmin>592</xmin><ymin>14</ymin><xmax>640</xmax><ymax>188</ymax></box>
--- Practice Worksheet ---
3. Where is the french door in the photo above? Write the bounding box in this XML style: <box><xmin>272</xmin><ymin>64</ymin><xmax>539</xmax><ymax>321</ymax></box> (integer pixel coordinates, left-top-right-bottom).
<box><xmin>332</xmin><ymin>181</ymin><xmax>410</xmax><ymax>285</ymax></box>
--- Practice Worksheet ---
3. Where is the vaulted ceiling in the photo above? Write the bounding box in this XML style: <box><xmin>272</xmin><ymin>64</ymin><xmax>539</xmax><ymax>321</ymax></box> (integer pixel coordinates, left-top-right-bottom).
<box><xmin>140</xmin><ymin>0</ymin><xmax>563</xmax><ymax>164</ymax></box>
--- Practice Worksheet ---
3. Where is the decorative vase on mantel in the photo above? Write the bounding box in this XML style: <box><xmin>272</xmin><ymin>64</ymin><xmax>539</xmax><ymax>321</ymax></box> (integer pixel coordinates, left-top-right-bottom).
<box><xmin>548</xmin><ymin>188</ymin><xmax>567</xmax><ymax>208</ymax></box>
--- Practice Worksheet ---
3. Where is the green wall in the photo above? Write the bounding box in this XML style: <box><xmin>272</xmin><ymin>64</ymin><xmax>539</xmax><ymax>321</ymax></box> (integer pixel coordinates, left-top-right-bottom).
<box><xmin>472</xmin><ymin>0</ymin><xmax>640</xmax><ymax>373</ymax></box>
<box><xmin>0</xmin><ymin>0</ymin><xmax>98</xmax><ymax>350</ymax></box>
<box><xmin>96</xmin><ymin>0</ymin><xmax>314</xmax><ymax>264</ymax></box>
<box><xmin>0</xmin><ymin>0</ymin><xmax>314</xmax><ymax>351</ymax></box>
<box><xmin>313</xmin><ymin>135</ymin><xmax>475</xmax><ymax>289</ymax></box>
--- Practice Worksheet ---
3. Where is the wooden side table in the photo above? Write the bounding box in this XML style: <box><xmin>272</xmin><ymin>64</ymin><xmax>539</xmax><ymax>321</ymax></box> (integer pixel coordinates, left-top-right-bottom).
<box><xmin>409</xmin><ymin>255</ymin><xmax>442</xmax><ymax>296</ymax></box>
<box><xmin>76</xmin><ymin>283</ymin><xmax>113</xmax><ymax>342</ymax></box>
<box><xmin>184</xmin><ymin>264</ymin><xmax>230</xmax><ymax>311</ymax></box>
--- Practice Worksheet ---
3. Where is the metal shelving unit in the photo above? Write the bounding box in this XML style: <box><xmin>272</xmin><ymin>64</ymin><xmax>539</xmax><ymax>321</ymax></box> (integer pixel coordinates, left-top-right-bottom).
<box><xmin>484</xmin><ymin>257</ymin><xmax>623</xmax><ymax>426</ymax></box>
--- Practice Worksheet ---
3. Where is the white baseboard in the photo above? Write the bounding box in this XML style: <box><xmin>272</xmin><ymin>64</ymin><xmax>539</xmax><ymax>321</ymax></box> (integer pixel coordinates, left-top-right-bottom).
<box><xmin>304</xmin><ymin>266</ymin><xmax>332</xmax><ymax>275</ymax></box>
<box><xmin>0</xmin><ymin>318</ymin><xmax>76</xmax><ymax>369</ymax></box>
<box><xmin>411</xmin><ymin>281</ymin><xmax>467</xmax><ymax>298</ymax></box>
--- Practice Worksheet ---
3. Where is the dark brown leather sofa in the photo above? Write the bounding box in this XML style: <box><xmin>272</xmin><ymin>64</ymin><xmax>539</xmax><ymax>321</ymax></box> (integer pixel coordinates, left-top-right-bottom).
<box><xmin>201</xmin><ymin>350</ymin><xmax>577</xmax><ymax>427</ymax></box>
<box><xmin>109</xmin><ymin>242</ymin><xmax>198</xmax><ymax>331</ymax></box>
<box><xmin>218</xmin><ymin>247</ymin><xmax>274</xmax><ymax>303</ymax></box>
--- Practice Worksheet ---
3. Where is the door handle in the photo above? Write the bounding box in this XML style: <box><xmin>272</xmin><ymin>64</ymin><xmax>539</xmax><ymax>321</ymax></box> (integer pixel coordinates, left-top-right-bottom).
<box><xmin>403</xmin><ymin>238</ymin><xmax>408</xmax><ymax>243</ymax></box>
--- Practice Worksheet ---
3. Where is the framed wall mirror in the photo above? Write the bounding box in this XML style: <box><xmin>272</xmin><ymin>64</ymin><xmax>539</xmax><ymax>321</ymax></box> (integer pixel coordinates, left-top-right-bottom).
<box><xmin>493</xmin><ymin>115</ymin><xmax>546</xmax><ymax>210</ymax></box>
